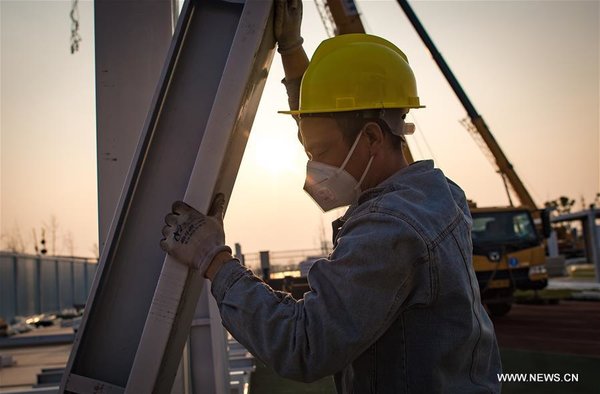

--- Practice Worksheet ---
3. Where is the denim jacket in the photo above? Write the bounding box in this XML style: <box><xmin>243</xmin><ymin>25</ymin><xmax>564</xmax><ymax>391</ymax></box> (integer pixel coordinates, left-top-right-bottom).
<box><xmin>212</xmin><ymin>160</ymin><xmax>502</xmax><ymax>393</ymax></box>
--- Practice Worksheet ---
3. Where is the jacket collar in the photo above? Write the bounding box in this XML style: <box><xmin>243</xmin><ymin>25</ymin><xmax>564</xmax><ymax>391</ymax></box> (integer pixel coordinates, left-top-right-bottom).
<box><xmin>332</xmin><ymin>160</ymin><xmax>435</xmax><ymax>235</ymax></box>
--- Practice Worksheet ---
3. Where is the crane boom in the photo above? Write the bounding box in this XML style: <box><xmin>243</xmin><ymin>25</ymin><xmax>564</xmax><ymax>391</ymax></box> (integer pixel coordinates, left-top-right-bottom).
<box><xmin>397</xmin><ymin>0</ymin><xmax>537</xmax><ymax>210</ymax></box>
<box><xmin>325</xmin><ymin>0</ymin><xmax>364</xmax><ymax>34</ymax></box>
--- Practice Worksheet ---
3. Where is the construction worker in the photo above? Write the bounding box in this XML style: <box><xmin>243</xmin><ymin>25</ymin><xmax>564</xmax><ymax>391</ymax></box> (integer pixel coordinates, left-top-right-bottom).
<box><xmin>160</xmin><ymin>0</ymin><xmax>502</xmax><ymax>392</ymax></box>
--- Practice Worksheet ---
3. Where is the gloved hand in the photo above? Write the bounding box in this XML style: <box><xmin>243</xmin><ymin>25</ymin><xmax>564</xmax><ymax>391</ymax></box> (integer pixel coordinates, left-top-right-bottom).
<box><xmin>160</xmin><ymin>194</ymin><xmax>231</xmax><ymax>275</ymax></box>
<box><xmin>274</xmin><ymin>0</ymin><xmax>304</xmax><ymax>55</ymax></box>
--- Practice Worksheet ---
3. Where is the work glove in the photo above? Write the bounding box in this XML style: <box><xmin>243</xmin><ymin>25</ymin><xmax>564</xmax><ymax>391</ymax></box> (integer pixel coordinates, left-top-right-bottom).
<box><xmin>274</xmin><ymin>0</ymin><xmax>304</xmax><ymax>55</ymax></box>
<box><xmin>160</xmin><ymin>194</ymin><xmax>231</xmax><ymax>275</ymax></box>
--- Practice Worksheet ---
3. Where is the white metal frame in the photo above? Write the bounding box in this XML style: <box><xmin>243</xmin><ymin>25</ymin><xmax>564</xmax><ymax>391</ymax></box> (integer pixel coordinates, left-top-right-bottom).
<box><xmin>60</xmin><ymin>0</ymin><xmax>274</xmax><ymax>392</ymax></box>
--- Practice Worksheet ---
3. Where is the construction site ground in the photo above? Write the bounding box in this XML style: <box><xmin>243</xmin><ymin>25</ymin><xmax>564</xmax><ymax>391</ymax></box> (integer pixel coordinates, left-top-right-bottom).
<box><xmin>1</xmin><ymin>284</ymin><xmax>599</xmax><ymax>393</ymax></box>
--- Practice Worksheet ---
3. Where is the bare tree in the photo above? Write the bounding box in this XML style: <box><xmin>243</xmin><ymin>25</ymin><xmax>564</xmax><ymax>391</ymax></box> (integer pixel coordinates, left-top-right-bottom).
<box><xmin>64</xmin><ymin>231</ymin><xmax>75</xmax><ymax>257</ymax></box>
<box><xmin>90</xmin><ymin>242</ymin><xmax>100</xmax><ymax>260</ymax></box>
<box><xmin>544</xmin><ymin>195</ymin><xmax>576</xmax><ymax>216</ymax></box>
<box><xmin>43</xmin><ymin>215</ymin><xmax>60</xmax><ymax>256</ymax></box>
<box><xmin>32</xmin><ymin>228</ymin><xmax>40</xmax><ymax>255</ymax></box>
<box><xmin>1</xmin><ymin>224</ymin><xmax>27</xmax><ymax>253</ymax></box>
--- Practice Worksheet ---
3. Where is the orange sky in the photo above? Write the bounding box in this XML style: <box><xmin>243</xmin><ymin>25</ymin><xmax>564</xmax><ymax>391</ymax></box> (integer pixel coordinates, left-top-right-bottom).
<box><xmin>1</xmin><ymin>0</ymin><xmax>598</xmax><ymax>259</ymax></box>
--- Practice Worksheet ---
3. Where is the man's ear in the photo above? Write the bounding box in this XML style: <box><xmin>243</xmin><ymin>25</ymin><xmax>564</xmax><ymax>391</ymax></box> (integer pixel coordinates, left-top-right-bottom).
<box><xmin>363</xmin><ymin>122</ymin><xmax>385</xmax><ymax>154</ymax></box>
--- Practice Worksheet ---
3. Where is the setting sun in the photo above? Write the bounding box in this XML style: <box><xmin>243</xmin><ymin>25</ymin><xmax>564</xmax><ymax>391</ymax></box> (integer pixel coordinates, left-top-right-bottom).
<box><xmin>250</xmin><ymin>131</ymin><xmax>306</xmax><ymax>177</ymax></box>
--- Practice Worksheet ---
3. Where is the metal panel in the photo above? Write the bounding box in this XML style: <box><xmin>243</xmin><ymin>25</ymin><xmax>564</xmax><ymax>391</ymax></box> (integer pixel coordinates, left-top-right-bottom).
<box><xmin>57</xmin><ymin>260</ymin><xmax>74</xmax><ymax>308</ymax></box>
<box><xmin>0</xmin><ymin>254</ymin><xmax>17</xmax><ymax>320</ymax></box>
<box><xmin>16</xmin><ymin>257</ymin><xmax>37</xmax><ymax>316</ymax></box>
<box><xmin>72</xmin><ymin>263</ymin><xmax>87</xmax><ymax>305</ymax></box>
<box><xmin>40</xmin><ymin>260</ymin><xmax>59</xmax><ymax>312</ymax></box>
<box><xmin>0</xmin><ymin>253</ymin><xmax>97</xmax><ymax>322</ymax></box>
<box><xmin>60</xmin><ymin>0</ymin><xmax>274</xmax><ymax>392</ymax></box>
<box><xmin>85</xmin><ymin>264</ymin><xmax>97</xmax><ymax>296</ymax></box>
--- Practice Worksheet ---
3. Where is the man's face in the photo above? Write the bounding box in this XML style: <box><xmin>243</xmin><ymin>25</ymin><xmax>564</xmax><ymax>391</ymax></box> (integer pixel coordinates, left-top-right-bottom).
<box><xmin>299</xmin><ymin>117</ymin><xmax>371</xmax><ymax>183</ymax></box>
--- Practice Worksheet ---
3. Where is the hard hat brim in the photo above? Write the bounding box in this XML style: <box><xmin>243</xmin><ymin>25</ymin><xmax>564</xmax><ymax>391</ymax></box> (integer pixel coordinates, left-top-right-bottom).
<box><xmin>278</xmin><ymin>105</ymin><xmax>426</xmax><ymax>116</ymax></box>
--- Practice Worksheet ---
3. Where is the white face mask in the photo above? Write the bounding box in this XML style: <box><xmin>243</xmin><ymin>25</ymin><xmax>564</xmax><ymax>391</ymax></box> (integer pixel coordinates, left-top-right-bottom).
<box><xmin>304</xmin><ymin>130</ymin><xmax>374</xmax><ymax>212</ymax></box>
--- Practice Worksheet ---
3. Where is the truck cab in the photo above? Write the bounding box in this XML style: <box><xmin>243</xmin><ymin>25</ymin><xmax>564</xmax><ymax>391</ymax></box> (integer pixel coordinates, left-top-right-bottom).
<box><xmin>470</xmin><ymin>207</ymin><xmax>548</xmax><ymax>316</ymax></box>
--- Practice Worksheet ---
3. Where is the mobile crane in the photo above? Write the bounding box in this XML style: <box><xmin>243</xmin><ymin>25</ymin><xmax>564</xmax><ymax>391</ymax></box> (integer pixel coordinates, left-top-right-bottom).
<box><xmin>315</xmin><ymin>0</ymin><xmax>551</xmax><ymax>316</ymax></box>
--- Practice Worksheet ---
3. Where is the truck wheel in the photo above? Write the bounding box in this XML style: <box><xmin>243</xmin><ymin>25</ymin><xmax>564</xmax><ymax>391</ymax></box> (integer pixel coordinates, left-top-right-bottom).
<box><xmin>486</xmin><ymin>302</ymin><xmax>512</xmax><ymax>317</ymax></box>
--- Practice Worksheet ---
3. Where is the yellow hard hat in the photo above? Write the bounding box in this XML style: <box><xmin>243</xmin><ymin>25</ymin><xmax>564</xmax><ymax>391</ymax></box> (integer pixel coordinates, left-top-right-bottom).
<box><xmin>280</xmin><ymin>34</ymin><xmax>424</xmax><ymax>115</ymax></box>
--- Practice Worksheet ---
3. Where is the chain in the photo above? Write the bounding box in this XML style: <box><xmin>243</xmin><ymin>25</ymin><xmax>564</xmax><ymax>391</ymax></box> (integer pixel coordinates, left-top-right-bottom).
<box><xmin>70</xmin><ymin>0</ymin><xmax>82</xmax><ymax>54</ymax></box>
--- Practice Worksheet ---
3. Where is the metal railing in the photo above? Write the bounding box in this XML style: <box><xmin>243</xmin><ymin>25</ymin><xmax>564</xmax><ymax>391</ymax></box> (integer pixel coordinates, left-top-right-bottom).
<box><xmin>242</xmin><ymin>247</ymin><xmax>331</xmax><ymax>277</ymax></box>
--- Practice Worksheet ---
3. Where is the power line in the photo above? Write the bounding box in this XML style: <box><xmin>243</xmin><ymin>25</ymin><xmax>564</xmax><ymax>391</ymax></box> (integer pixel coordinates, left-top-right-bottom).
<box><xmin>409</xmin><ymin>111</ymin><xmax>442</xmax><ymax>167</ymax></box>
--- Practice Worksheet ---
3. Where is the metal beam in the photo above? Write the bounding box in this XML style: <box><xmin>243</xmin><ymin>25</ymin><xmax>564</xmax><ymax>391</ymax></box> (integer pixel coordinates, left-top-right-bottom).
<box><xmin>584</xmin><ymin>208</ymin><xmax>600</xmax><ymax>283</ymax></box>
<box><xmin>94</xmin><ymin>0</ymin><xmax>174</xmax><ymax>252</ymax></box>
<box><xmin>552</xmin><ymin>208</ymin><xmax>600</xmax><ymax>283</ymax></box>
<box><xmin>327</xmin><ymin>0</ymin><xmax>364</xmax><ymax>34</ymax></box>
<box><xmin>60</xmin><ymin>0</ymin><xmax>275</xmax><ymax>392</ymax></box>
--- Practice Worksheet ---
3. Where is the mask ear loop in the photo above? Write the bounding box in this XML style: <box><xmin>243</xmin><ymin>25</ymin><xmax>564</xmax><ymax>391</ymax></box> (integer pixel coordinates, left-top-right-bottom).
<box><xmin>352</xmin><ymin>120</ymin><xmax>380</xmax><ymax>190</ymax></box>
<box><xmin>337</xmin><ymin>128</ymin><xmax>365</xmax><ymax>173</ymax></box>
<box><xmin>355</xmin><ymin>155</ymin><xmax>375</xmax><ymax>191</ymax></box>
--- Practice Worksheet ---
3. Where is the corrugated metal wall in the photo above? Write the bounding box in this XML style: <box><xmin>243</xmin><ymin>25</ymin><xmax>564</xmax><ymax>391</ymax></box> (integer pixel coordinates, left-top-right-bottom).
<box><xmin>0</xmin><ymin>252</ymin><xmax>97</xmax><ymax>322</ymax></box>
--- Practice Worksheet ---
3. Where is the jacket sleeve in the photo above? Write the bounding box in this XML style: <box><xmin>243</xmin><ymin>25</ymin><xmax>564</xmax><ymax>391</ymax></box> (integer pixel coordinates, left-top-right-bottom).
<box><xmin>211</xmin><ymin>211</ymin><xmax>430</xmax><ymax>382</ymax></box>
<box><xmin>281</xmin><ymin>77</ymin><xmax>301</xmax><ymax>129</ymax></box>
<box><xmin>282</xmin><ymin>76</ymin><xmax>301</xmax><ymax>112</ymax></box>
